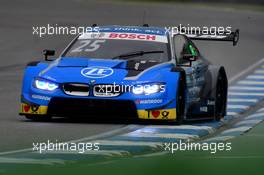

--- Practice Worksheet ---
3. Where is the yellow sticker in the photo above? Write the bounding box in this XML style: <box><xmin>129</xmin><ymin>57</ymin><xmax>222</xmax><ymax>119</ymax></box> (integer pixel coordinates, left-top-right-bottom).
<box><xmin>137</xmin><ymin>108</ymin><xmax>176</xmax><ymax>120</ymax></box>
<box><xmin>20</xmin><ymin>103</ymin><xmax>48</xmax><ymax>115</ymax></box>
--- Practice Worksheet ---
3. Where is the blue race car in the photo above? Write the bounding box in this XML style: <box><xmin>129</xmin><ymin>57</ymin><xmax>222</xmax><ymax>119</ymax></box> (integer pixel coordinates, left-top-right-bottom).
<box><xmin>19</xmin><ymin>25</ymin><xmax>239</xmax><ymax>123</ymax></box>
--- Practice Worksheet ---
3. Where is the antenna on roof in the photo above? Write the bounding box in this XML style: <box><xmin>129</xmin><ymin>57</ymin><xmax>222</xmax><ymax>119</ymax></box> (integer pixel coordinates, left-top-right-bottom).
<box><xmin>92</xmin><ymin>24</ymin><xmax>97</xmax><ymax>27</ymax></box>
<box><xmin>142</xmin><ymin>10</ymin><xmax>149</xmax><ymax>27</ymax></box>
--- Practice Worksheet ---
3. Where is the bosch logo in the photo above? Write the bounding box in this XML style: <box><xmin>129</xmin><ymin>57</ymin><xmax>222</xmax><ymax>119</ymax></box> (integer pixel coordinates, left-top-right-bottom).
<box><xmin>81</xmin><ymin>66</ymin><xmax>113</xmax><ymax>78</ymax></box>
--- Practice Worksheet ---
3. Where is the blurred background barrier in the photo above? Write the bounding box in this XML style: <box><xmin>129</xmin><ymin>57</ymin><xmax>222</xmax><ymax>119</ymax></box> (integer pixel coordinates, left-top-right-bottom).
<box><xmin>133</xmin><ymin>0</ymin><xmax>264</xmax><ymax>5</ymax></box>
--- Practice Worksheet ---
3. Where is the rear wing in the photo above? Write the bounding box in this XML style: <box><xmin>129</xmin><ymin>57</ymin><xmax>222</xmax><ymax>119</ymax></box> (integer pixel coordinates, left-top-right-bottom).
<box><xmin>173</xmin><ymin>28</ymin><xmax>240</xmax><ymax>46</ymax></box>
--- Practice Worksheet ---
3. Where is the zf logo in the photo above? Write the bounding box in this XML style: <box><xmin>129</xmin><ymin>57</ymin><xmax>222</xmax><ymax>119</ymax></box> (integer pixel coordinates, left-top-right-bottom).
<box><xmin>81</xmin><ymin>66</ymin><xmax>113</xmax><ymax>78</ymax></box>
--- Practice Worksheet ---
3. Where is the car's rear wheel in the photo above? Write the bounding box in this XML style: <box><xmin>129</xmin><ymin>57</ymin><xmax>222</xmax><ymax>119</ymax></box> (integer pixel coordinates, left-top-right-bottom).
<box><xmin>214</xmin><ymin>74</ymin><xmax>227</xmax><ymax>121</ymax></box>
<box><xmin>25</xmin><ymin>115</ymin><xmax>52</xmax><ymax>122</ymax></box>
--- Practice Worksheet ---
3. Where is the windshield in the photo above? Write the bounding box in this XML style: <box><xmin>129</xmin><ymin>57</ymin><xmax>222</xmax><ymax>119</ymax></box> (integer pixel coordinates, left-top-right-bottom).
<box><xmin>63</xmin><ymin>32</ymin><xmax>170</xmax><ymax>62</ymax></box>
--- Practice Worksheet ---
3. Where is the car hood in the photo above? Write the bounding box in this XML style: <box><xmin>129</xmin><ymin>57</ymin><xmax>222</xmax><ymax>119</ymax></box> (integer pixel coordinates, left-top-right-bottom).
<box><xmin>57</xmin><ymin>57</ymin><xmax>126</xmax><ymax>68</ymax></box>
<box><xmin>39</xmin><ymin>57</ymin><xmax>174</xmax><ymax>84</ymax></box>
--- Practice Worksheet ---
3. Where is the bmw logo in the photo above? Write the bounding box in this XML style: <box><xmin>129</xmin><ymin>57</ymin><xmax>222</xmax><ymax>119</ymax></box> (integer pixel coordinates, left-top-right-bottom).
<box><xmin>90</xmin><ymin>80</ymin><xmax>96</xmax><ymax>84</ymax></box>
<box><xmin>81</xmin><ymin>66</ymin><xmax>114</xmax><ymax>78</ymax></box>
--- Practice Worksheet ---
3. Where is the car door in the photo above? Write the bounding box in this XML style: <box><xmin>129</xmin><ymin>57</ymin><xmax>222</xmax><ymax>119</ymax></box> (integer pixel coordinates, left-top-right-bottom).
<box><xmin>173</xmin><ymin>35</ymin><xmax>208</xmax><ymax>112</ymax></box>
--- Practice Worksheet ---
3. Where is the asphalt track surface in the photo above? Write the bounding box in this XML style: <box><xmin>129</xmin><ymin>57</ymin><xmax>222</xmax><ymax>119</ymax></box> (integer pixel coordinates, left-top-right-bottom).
<box><xmin>0</xmin><ymin>0</ymin><xmax>263</xmax><ymax>151</ymax></box>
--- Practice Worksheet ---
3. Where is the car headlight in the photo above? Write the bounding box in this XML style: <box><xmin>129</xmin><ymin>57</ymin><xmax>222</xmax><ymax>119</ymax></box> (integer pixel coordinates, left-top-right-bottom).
<box><xmin>34</xmin><ymin>78</ymin><xmax>59</xmax><ymax>91</ymax></box>
<box><xmin>132</xmin><ymin>83</ymin><xmax>165</xmax><ymax>95</ymax></box>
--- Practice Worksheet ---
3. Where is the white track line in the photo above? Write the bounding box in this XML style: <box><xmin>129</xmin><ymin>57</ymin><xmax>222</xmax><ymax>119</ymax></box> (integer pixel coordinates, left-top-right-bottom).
<box><xmin>221</xmin><ymin>126</ymin><xmax>252</xmax><ymax>134</ymax></box>
<box><xmin>234</xmin><ymin>119</ymin><xmax>262</xmax><ymax>126</ymax></box>
<box><xmin>228</xmin><ymin>92</ymin><xmax>264</xmax><ymax>96</ymax></box>
<box><xmin>245</xmin><ymin>112</ymin><xmax>264</xmax><ymax>119</ymax></box>
<box><xmin>229</xmin><ymin>86</ymin><xmax>264</xmax><ymax>91</ymax></box>
<box><xmin>227</xmin><ymin>105</ymin><xmax>249</xmax><ymax>109</ymax></box>
<box><xmin>254</xmin><ymin>69</ymin><xmax>264</xmax><ymax>74</ymax></box>
<box><xmin>229</xmin><ymin>58</ymin><xmax>264</xmax><ymax>83</ymax></box>
<box><xmin>228</xmin><ymin>98</ymin><xmax>258</xmax><ymax>103</ymax></box>
<box><xmin>247</xmin><ymin>75</ymin><xmax>264</xmax><ymax>79</ymax></box>
<box><xmin>238</xmin><ymin>80</ymin><xmax>264</xmax><ymax>85</ymax></box>
<box><xmin>258</xmin><ymin>108</ymin><xmax>264</xmax><ymax>112</ymax></box>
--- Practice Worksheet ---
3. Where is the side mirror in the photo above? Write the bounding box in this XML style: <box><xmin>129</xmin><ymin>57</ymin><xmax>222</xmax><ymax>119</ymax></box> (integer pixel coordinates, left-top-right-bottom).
<box><xmin>43</xmin><ymin>49</ymin><xmax>55</xmax><ymax>61</ymax></box>
<box><xmin>183</xmin><ymin>53</ymin><xmax>197</xmax><ymax>61</ymax></box>
<box><xmin>182</xmin><ymin>53</ymin><xmax>197</xmax><ymax>66</ymax></box>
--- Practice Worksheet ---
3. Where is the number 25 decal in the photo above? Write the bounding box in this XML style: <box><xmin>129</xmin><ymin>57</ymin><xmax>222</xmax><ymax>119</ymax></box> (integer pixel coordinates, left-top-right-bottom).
<box><xmin>71</xmin><ymin>40</ymin><xmax>106</xmax><ymax>52</ymax></box>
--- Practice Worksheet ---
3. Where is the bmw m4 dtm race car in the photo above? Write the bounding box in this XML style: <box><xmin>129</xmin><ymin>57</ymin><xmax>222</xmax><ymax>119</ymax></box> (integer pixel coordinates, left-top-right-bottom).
<box><xmin>19</xmin><ymin>25</ymin><xmax>239</xmax><ymax>123</ymax></box>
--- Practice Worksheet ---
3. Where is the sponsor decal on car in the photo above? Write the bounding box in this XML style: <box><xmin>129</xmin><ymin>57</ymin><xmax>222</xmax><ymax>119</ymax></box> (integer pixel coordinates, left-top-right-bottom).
<box><xmin>20</xmin><ymin>103</ymin><xmax>48</xmax><ymax>115</ymax></box>
<box><xmin>81</xmin><ymin>66</ymin><xmax>114</xmax><ymax>78</ymax></box>
<box><xmin>137</xmin><ymin>108</ymin><xmax>176</xmax><ymax>120</ymax></box>
<box><xmin>109</xmin><ymin>33</ymin><xmax>156</xmax><ymax>41</ymax></box>
<box><xmin>31</xmin><ymin>94</ymin><xmax>51</xmax><ymax>101</ymax></box>
<box><xmin>79</xmin><ymin>32</ymin><xmax>168</xmax><ymax>43</ymax></box>
<box><xmin>207</xmin><ymin>100</ymin><xmax>215</xmax><ymax>105</ymax></box>
<box><xmin>200</xmin><ymin>106</ymin><xmax>208</xmax><ymax>112</ymax></box>
<box><xmin>135</xmin><ymin>99</ymin><xmax>163</xmax><ymax>104</ymax></box>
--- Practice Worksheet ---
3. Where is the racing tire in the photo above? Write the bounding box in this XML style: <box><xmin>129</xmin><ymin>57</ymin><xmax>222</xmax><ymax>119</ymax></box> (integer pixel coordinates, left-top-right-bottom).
<box><xmin>214</xmin><ymin>73</ymin><xmax>227</xmax><ymax>121</ymax></box>
<box><xmin>25</xmin><ymin>115</ymin><xmax>52</xmax><ymax>122</ymax></box>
